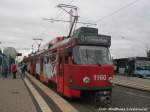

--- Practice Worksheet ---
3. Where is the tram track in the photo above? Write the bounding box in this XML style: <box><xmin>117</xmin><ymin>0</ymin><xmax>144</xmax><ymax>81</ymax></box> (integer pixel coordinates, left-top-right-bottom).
<box><xmin>69</xmin><ymin>98</ymin><xmax>98</xmax><ymax>112</ymax></box>
<box><xmin>68</xmin><ymin>85</ymin><xmax>150</xmax><ymax>112</ymax></box>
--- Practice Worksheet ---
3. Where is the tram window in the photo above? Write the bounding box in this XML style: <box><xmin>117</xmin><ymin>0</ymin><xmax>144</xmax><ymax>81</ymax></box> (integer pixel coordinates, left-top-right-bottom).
<box><xmin>64</xmin><ymin>48</ymin><xmax>72</xmax><ymax>64</ymax></box>
<box><xmin>52</xmin><ymin>53</ymin><xmax>56</xmax><ymax>61</ymax></box>
<box><xmin>51</xmin><ymin>51</ymin><xmax>56</xmax><ymax>64</ymax></box>
<box><xmin>59</xmin><ymin>55</ymin><xmax>62</xmax><ymax>63</ymax></box>
<box><xmin>73</xmin><ymin>46</ymin><xmax>112</xmax><ymax>64</ymax></box>
<box><xmin>47</xmin><ymin>56</ymin><xmax>50</xmax><ymax>63</ymax></box>
<box><xmin>65</xmin><ymin>56</ymin><xmax>68</xmax><ymax>64</ymax></box>
<box><xmin>40</xmin><ymin>58</ymin><xmax>44</xmax><ymax>73</ymax></box>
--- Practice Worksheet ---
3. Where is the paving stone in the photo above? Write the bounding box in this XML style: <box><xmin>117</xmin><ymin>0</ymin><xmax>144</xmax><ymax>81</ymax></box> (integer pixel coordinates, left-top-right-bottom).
<box><xmin>0</xmin><ymin>76</ymin><xmax>37</xmax><ymax>112</ymax></box>
<box><xmin>112</xmin><ymin>75</ymin><xmax>150</xmax><ymax>92</ymax></box>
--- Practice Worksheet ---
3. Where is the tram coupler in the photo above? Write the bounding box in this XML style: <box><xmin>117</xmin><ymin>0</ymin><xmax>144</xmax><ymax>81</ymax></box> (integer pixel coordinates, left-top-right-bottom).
<box><xmin>94</xmin><ymin>90</ymin><xmax>111</xmax><ymax>107</ymax></box>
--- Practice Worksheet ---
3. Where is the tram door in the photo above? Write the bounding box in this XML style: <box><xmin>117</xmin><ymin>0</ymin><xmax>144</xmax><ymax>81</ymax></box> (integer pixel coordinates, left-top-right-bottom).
<box><xmin>57</xmin><ymin>51</ymin><xmax>64</xmax><ymax>94</ymax></box>
<box><xmin>40</xmin><ymin>57</ymin><xmax>44</xmax><ymax>75</ymax></box>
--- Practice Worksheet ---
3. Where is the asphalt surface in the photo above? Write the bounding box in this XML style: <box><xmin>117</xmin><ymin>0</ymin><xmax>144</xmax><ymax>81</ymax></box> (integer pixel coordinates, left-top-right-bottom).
<box><xmin>69</xmin><ymin>85</ymin><xmax>150</xmax><ymax>112</ymax></box>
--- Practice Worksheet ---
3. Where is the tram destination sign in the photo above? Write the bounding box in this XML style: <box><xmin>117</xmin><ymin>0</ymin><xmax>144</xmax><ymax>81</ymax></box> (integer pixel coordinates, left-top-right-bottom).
<box><xmin>75</xmin><ymin>34</ymin><xmax>111</xmax><ymax>47</ymax></box>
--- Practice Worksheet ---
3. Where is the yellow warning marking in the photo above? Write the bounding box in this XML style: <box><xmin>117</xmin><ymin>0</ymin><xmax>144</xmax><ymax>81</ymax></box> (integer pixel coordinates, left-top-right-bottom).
<box><xmin>27</xmin><ymin>74</ymin><xmax>79</xmax><ymax>112</ymax></box>
<box><xmin>24</xmin><ymin>78</ymin><xmax>52</xmax><ymax>112</ymax></box>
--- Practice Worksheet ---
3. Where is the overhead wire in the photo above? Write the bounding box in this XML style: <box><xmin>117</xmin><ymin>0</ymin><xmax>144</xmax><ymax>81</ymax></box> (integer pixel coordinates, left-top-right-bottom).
<box><xmin>94</xmin><ymin>0</ymin><xmax>140</xmax><ymax>23</ymax></box>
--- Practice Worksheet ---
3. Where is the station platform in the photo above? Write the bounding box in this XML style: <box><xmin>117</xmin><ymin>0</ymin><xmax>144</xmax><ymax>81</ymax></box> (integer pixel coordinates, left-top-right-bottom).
<box><xmin>112</xmin><ymin>75</ymin><xmax>150</xmax><ymax>92</ymax></box>
<box><xmin>0</xmin><ymin>71</ymin><xmax>78</xmax><ymax>112</ymax></box>
<box><xmin>0</xmin><ymin>75</ymin><xmax>37</xmax><ymax>112</ymax></box>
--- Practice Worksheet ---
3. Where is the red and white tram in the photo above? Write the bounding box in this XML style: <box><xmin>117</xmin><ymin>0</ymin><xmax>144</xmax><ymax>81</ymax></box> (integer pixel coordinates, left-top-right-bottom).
<box><xmin>24</xmin><ymin>27</ymin><xmax>114</xmax><ymax>106</ymax></box>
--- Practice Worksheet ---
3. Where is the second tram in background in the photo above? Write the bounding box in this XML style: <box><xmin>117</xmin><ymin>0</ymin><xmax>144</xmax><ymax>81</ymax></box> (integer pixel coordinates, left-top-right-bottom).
<box><xmin>24</xmin><ymin>27</ymin><xmax>114</xmax><ymax>106</ymax></box>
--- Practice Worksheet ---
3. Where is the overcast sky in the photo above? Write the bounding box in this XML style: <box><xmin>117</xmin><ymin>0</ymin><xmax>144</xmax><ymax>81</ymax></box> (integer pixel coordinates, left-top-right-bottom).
<box><xmin>0</xmin><ymin>0</ymin><xmax>150</xmax><ymax>59</ymax></box>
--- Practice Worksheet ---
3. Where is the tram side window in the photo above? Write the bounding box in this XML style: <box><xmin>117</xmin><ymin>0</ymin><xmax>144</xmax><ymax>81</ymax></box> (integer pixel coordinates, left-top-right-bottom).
<box><xmin>47</xmin><ymin>55</ymin><xmax>50</xmax><ymax>63</ymax></box>
<box><xmin>72</xmin><ymin>47</ymin><xmax>79</xmax><ymax>64</ymax></box>
<box><xmin>44</xmin><ymin>54</ymin><xmax>49</xmax><ymax>64</ymax></box>
<box><xmin>65</xmin><ymin>55</ymin><xmax>68</xmax><ymax>64</ymax></box>
<box><xmin>43</xmin><ymin>55</ymin><xmax>46</xmax><ymax>64</ymax></box>
<box><xmin>40</xmin><ymin>57</ymin><xmax>44</xmax><ymax>73</ymax></box>
<box><xmin>65</xmin><ymin>52</ymin><xmax>70</xmax><ymax>64</ymax></box>
<box><xmin>51</xmin><ymin>51</ymin><xmax>56</xmax><ymax>64</ymax></box>
<box><xmin>46</xmin><ymin>52</ymin><xmax>51</xmax><ymax>64</ymax></box>
<box><xmin>59</xmin><ymin>55</ymin><xmax>62</xmax><ymax>64</ymax></box>
<box><xmin>64</xmin><ymin>48</ymin><xmax>72</xmax><ymax>64</ymax></box>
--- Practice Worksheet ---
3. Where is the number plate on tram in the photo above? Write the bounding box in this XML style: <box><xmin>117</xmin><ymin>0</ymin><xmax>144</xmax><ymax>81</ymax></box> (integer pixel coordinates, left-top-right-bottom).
<box><xmin>94</xmin><ymin>74</ymin><xmax>107</xmax><ymax>80</ymax></box>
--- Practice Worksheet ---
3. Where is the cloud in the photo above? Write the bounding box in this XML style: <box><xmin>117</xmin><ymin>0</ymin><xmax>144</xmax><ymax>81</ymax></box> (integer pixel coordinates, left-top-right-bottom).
<box><xmin>0</xmin><ymin>0</ymin><xmax>150</xmax><ymax>58</ymax></box>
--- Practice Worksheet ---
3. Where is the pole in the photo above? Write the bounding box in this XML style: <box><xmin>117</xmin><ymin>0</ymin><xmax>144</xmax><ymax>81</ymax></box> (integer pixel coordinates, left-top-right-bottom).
<box><xmin>33</xmin><ymin>38</ymin><xmax>43</xmax><ymax>52</ymax></box>
<box><xmin>32</xmin><ymin>45</ymin><xmax>34</xmax><ymax>53</ymax></box>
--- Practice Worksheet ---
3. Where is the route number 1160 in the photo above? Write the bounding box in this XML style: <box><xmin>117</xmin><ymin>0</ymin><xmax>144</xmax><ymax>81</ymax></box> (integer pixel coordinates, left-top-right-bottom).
<box><xmin>93</xmin><ymin>74</ymin><xmax>107</xmax><ymax>81</ymax></box>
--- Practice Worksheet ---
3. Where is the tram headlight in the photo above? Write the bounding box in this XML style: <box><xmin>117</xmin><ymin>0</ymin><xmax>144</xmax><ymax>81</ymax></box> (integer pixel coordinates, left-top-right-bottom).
<box><xmin>83</xmin><ymin>76</ymin><xmax>90</xmax><ymax>84</ymax></box>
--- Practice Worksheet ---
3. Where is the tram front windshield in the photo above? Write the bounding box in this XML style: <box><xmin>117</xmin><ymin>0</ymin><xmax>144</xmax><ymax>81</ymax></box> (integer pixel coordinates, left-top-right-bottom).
<box><xmin>72</xmin><ymin>46</ymin><xmax>112</xmax><ymax>65</ymax></box>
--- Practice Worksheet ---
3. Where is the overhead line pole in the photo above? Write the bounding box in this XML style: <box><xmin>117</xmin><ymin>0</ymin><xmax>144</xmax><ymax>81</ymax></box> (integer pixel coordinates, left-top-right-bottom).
<box><xmin>33</xmin><ymin>38</ymin><xmax>43</xmax><ymax>52</ymax></box>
